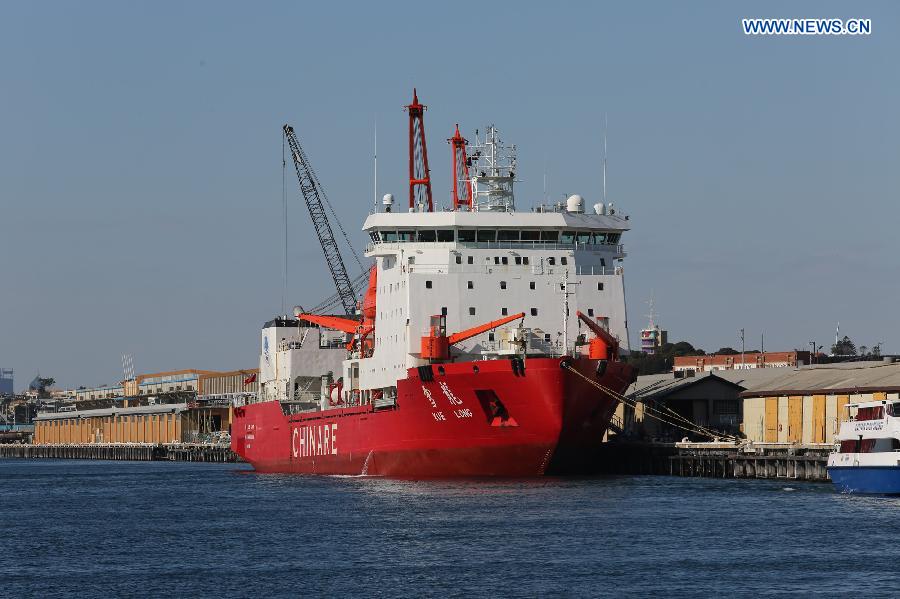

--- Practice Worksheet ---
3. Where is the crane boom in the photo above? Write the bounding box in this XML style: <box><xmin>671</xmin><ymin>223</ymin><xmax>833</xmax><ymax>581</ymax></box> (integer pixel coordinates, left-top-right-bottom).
<box><xmin>283</xmin><ymin>125</ymin><xmax>358</xmax><ymax>317</ymax></box>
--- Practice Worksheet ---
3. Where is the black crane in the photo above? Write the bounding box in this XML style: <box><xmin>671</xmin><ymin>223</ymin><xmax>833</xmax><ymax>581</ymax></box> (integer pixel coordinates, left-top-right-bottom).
<box><xmin>283</xmin><ymin>125</ymin><xmax>358</xmax><ymax>317</ymax></box>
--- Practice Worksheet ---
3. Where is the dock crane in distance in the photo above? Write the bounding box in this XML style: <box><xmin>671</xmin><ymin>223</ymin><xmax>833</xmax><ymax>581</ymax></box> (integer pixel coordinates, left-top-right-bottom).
<box><xmin>283</xmin><ymin>124</ymin><xmax>359</xmax><ymax>318</ymax></box>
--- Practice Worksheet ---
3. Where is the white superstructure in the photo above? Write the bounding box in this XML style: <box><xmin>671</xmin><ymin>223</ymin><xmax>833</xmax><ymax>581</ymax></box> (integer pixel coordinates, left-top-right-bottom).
<box><xmin>829</xmin><ymin>399</ymin><xmax>900</xmax><ymax>469</ymax></box>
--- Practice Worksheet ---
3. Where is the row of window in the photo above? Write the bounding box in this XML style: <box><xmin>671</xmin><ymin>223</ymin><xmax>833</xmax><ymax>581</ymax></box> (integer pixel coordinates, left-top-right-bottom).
<box><xmin>371</xmin><ymin>229</ymin><xmax>621</xmax><ymax>245</ymax></box>
<box><xmin>426</xmin><ymin>280</ymin><xmax>605</xmax><ymax>291</ymax></box>
<box><xmin>461</xmin><ymin>306</ymin><xmax>600</xmax><ymax>317</ymax></box>
<box><xmin>452</xmin><ymin>255</ymin><xmax>607</xmax><ymax>268</ymax></box>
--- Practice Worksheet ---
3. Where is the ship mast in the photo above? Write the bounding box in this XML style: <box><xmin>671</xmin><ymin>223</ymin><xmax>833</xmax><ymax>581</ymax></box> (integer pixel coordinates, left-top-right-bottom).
<box><xmin>468</xmin><ymin>125</ymin><xmax>517</xmax><ymax>212</ymax></box>
<box><xmin>404</xmin><ymin>89</ymin><xmax>433</xmax><ymax>212</ymax></box>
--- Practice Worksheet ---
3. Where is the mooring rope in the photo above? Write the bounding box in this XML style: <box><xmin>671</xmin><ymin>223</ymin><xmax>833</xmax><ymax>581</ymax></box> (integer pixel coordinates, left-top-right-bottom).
<box><xmin>562</xmin><ymin>363</ymin><xmax>740</xmax><ymax>442</ymax></box>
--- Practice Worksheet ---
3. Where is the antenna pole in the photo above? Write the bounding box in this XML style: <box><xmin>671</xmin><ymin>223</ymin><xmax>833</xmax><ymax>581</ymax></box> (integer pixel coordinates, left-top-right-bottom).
<box><xmin>603</xmin><ymin>113</ymin><xmax>608</xmax><ymax>203</ymax></box>
<box><xmin>282</xmin><ymin>133</ymin><xmax>288</xmax><ymax>315</ymax></box>
<box><xmin>740</xmin><ymin>328</ymin><xmax>745</xmax><ymax>369</ymax></box>
<box><xmin>374</xmin><ymin>116</ymin><xmax>378</xmax><ymax>213</ymax></box>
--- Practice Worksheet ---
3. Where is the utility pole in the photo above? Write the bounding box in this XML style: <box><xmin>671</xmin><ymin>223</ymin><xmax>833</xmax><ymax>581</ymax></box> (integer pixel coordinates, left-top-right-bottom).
<box><xmin>740</xmin><ymin>328</ymin><xmax>745</xmax><ymax>370</ymax></box>
<box><xmin>809</xmin><ymin>341</ymin><xmax>816</xmax><ymax>364</ymax></box>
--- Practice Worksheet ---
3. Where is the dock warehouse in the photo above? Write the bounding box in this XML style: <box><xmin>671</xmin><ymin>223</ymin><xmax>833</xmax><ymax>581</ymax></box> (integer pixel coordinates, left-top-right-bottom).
<box><xmin>740</xmin><ymin>360</ymin><xmax>900</xmax><ymax>445</ymax></box>
<box><xmin>32</xmin><ymin>402</ymin><xmax>231</xmax><ymax>445</ymax></box>
<box><xmin>618</xmin><ymin>372</ymin><xmax>748</xmax><ymax>441</ymax></box>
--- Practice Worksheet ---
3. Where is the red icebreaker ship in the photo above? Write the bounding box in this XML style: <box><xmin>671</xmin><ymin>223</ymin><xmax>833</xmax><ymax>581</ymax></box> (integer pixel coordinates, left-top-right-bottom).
<box><xmin>232</xmin><ymin>94</ymin><xmax>635</xmax><ymax>476</ymax></box>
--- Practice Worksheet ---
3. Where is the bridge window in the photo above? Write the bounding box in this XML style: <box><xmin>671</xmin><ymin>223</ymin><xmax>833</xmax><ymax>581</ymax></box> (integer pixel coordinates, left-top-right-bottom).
<box><xmin>857</xmin><ymin>406</ymin><xmax>884</xmax><ymax>421</ymax></box>
<box><xmin>576</xmin><ymin>231</ymin><xmax>591</xmax><ymax>244</ymax></box>
<box><xmin>477</xmin><ymin>230</ymin><xmax>497</xmax><ymax>242</ymax></box>
<box><xmin>541</xmin><ymin>231</ymin><xmax>559</xmax><ymax>242</ymax></box>
<box><xmin>417</xmin><ymin>230</ymin><xmax>436</xmax><ymax>242</ymax></box>
<box><xmin>560</xmin><ymin>231</ymin><xmax>575</xmax><ymax>244</ymax></box>
<box><xmin>521</xmin><ymin>230</ymin><xmax>540</xmax><ymax>241</ymax></box>
<box><xmin>594</xmin><ymin>232</ymin><xmax>607</xmax><ymax>244</ymax></box>
<box><xmin>436</xmin><ymin>230</ymin><xmax>454</xmax><ymax>242</ymax></box>
<box><xmin>383</xmin><ymin>231</ymin><xmax>398</xmax><ymax>242</ymax></box>
<box><xmin>498</xmin><ymin>230</ymin><xmax>518</xmax><ymax>242</ymax></box>
<box><xmin>608</xmin><ymin>233</ymin><xmax>621</xmax><ymax>244</ymax></box>
<box><xmin>458</xmin><ymin>229</ymin><xmax>476</xmax><ymax>242</ymax></box>
<box><xmin>398</xmin><ymin>230</ymin><xmax>414</xmax><ymax>242</ymax></box>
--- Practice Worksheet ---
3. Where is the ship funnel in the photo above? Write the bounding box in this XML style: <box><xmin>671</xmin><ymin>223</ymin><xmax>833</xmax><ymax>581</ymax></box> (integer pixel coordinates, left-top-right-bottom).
<box><xmin>566</xmin><ymin>194</ymin><xmax>585</xmax><ymax>213</ymax></box>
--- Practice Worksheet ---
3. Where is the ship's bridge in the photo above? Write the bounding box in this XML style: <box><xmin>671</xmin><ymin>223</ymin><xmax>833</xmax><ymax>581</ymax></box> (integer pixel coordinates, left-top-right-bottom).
<box><xmin>362</xmin><ymin>211</ymin><xmax>628</xmax><ymax>256</ymax></box>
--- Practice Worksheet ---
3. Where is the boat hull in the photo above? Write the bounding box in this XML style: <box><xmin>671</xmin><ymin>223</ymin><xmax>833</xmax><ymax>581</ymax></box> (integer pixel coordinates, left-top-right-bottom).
<box><xmin>828</xmin><ymin>466</ymin><xmax>900</xmax><ymax>495</ymax></box>
<box><xmin>231</xmin><ymin>356</ymin><xmax>634</xmax><ymax>477</ymax></box>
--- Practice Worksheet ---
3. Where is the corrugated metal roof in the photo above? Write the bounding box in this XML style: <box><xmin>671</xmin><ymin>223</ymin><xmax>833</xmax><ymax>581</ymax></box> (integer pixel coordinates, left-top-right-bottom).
<box><xmin>626</xmin><ymin>361</ymin><xmax>900</xmax><ymax>400</ymax></box>
<box><xmin>626</xmin><ymin>372</ymin><xmax>743</xmax><ymax>402</ymax></box>
<box><xmin>36</xmin><ymin>403</ymin><xmax>188</xmax><ymax>421</ymax></box>
<box><xmin>738</xmin><ymin>361</ymin><xmax>900</xmax><ymax>396</ymax></box>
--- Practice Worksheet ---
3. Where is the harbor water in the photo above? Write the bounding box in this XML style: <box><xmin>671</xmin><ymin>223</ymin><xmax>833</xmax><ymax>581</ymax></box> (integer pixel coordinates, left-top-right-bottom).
<box><xmin>1</xmin><ymin>460</ymin><xmax>895</xmax><ymax>597</ymax></box>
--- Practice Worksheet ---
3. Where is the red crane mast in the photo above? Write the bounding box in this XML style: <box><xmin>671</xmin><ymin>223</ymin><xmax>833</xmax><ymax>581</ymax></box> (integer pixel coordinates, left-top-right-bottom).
<box><xmin>449</xmin><ymin>124</ymin><xmax>473</xmax><ymax>211</ymax></box>
<box><xmin>404</xmin><ymin>89</ymin><xmax>433</xmax><ymax>211</ymax></box>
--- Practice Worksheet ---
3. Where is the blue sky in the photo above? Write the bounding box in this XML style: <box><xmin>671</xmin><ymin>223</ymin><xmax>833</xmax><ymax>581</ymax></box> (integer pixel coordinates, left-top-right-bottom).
<box><xmin>1</xmin><ymin>1</ymin><xmax>897</xmax><ymax>388</ymax></box>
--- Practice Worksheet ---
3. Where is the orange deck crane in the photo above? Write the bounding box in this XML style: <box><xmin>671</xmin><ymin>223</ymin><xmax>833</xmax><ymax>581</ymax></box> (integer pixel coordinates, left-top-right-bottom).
<box><xmin>576</xmin><ymin>310</ymin><xmax>619</xmax><ymax>360</ymax></box>
<box><xmin>421</xmin><ymin>312</ymin><xmax>526</xmax><ymax>361</ymax></box>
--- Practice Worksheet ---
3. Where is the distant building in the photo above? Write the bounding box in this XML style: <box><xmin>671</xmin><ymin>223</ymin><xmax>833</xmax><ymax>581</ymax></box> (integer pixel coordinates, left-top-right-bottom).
<box><xmin>0</xmin><ymin>368</ymin><xmax>12</xmax><ymax>395</ymax></box>
<box><xmin>639</xmin><ymin>299</ymin><xmax>667</xmax><ymax>354</ymax></box>
<box><xmin>674</xmin><ymin>351</ymin><xmax>810</xmax><ymax>373</ymax></box>
<box><xmin>72</xmin><ymin>368</ymin><xmax>260</xmax><ymax>404</ymax></box>
<box><xmin>74</xmin><ymin>385</ymin><xmax>126</xmax><ymax>402</ymax></box>
<box><xmin>640</xmin><ymin>325</ymin><xmax>667</xmax><ymax>354</ymax></box>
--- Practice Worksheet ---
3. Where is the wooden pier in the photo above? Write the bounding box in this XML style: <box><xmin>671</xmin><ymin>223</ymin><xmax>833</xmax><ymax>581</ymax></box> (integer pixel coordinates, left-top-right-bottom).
<box><xmin>668</xmin><ymin>453</ymin><xmax>828</xmax><ymax>481</ymax></box>
<box><xmin>0</xmin><ymin>443</ymin><xmax>238</xmax><ymax>462</ymax></box>
<box><xmin>596</xmin><ymin>441</ymin><xmax>830</xmax><ymax>482</ymax></box>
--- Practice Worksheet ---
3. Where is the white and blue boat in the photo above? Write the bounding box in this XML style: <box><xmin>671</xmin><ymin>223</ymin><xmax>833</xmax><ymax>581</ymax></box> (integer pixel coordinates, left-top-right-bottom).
<box><xmin>828</xmin><ymin>399</ymin><xmax>900</xmax><ymax>494</ymax></box>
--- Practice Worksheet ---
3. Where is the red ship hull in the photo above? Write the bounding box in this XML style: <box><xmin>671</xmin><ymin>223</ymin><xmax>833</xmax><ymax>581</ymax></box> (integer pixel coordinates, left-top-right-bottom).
<box><xmin>231</xmin><ymin>357</ymin><xmax>635</xmax><ymax>477</ymax></box>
